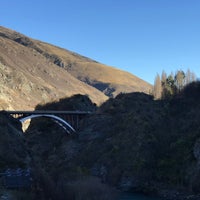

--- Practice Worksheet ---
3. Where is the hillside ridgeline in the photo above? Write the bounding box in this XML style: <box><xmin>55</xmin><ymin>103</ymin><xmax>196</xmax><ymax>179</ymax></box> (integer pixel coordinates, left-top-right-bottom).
<box><xmin>0</xmin><ymin>26</ymin><xmax>152</xmax><ymax>110</ymax></box>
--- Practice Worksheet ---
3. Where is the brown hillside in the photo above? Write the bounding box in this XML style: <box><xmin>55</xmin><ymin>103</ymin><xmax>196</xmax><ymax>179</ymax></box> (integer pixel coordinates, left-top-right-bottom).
<box><xmin>0</xmin><ymin>26</ymin><xmax>152</xmax><ymax>110</ymax></box>
<box><xmin>33</xmin><ymin>40</ymin><xmax>152</xmax><ymax>97</ymax></box>
<box><xmin>0</xmin><ymin>26</ymin><xmax>108</xmax><ymax>110</ymax></box>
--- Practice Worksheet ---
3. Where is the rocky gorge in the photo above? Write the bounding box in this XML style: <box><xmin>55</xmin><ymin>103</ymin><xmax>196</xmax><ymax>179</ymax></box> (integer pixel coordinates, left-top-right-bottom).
<box><xmin>1</xmin><ymin>81</ymin><xmax>200</xmax><ymax>199</ymax></box>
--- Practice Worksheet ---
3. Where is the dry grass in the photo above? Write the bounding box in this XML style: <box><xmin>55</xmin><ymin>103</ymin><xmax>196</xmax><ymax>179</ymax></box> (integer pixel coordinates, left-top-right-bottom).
<box><xmin>0</xmin><ymin>26</ymin><xmax>108</xmax><ymax>109</ymax></box>
<box><xmin>36</xmin><ymin>41</ymin><xmax>152</xmax><ymax>95</ymax></box>
<box><xmin>0</xmin><ymin>26</ymin><xmax>152</xmax><ymax>110</ymax></box>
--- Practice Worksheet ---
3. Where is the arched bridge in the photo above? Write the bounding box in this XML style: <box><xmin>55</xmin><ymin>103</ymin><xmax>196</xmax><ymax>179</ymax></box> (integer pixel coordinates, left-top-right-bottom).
<box><xmin>7</xmin><ymin>110</ymin><xmax>91</xmax><ymax>134</ymax></box>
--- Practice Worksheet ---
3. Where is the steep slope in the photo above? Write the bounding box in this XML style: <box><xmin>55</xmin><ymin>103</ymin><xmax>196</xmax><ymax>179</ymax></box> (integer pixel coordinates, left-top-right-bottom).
<box><xmin>32</xmin><ymin>39</ymin><xmax>152</xmax><ymax>97</ymax></box>
<box><xmin>0</xmin><ymin>26</ymin><xmax>108</xmax><ymax>110</ymax></box>
<box><xmin>18</xmin><ymin>83</ymin><xmax>200</xmax><ymax>200</ymax></box>
<box><xmin>0</xmin><ymin>26</ymin><xmax>152</xmax><ymax>109</ymax></box>
<box><xmin>74</xmin><ymin>83</ymin><xmax>200</xmax><ymax>199</ymax></box>
<box><xmin>0</xmin><ymin>112</ymin><xmax>29</xmax><ymax>168</ymax></box>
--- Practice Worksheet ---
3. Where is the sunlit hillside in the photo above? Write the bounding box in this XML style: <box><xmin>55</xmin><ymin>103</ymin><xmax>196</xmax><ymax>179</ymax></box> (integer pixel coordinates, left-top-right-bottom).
<box><xmin>0</xmin><ymin>26</ymin><xmax>152</xmax><ymax>110</ymax></box>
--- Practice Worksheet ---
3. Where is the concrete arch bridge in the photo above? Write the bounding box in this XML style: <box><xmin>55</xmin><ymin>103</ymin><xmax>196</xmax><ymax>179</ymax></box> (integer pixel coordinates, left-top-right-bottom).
<box><xmin>7</xmin><ymin>110</ymin><xmax>91</xmax><ymax>134</ymax></box>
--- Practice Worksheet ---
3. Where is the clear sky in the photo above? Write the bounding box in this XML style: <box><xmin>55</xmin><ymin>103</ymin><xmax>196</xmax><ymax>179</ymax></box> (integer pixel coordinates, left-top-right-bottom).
<box><xmin>1</xmin><ymin>0</ymin><xmax>200</xmax><ymax>84</ymax></box>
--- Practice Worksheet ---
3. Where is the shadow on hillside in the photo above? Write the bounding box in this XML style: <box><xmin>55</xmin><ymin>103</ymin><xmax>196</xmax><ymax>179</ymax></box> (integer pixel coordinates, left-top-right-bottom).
<box><xmin>35</xmin><ymin>94</ymin><xmax>97</xmax><ymax>111</ymax></box>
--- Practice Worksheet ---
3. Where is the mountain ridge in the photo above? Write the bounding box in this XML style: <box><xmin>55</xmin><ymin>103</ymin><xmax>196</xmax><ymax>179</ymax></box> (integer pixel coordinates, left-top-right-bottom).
<box><xmin>0</xmin><ymin>26</ymin><xmax>152</xmax><ymax>110</ymax></box>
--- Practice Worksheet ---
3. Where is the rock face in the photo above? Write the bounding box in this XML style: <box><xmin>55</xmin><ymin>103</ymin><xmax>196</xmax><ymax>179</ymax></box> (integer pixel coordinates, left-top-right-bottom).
<box><xmin>0</xmin><ymin>26</ymin><xmax>152</xmax><ymax>110</ymax></box>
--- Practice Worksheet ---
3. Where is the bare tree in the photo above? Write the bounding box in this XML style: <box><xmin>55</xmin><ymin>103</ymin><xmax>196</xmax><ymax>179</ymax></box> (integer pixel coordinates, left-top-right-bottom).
<box><xmin>153</xmin><ymin>73</ymin><xmax>162</xmax><ymax>99</ymax></box>
<box><xmin>175</xmin><ymin>70</ymin><xmax>185</xmax><ymax>92</ymax></box>
<box><xmin>161</xmin><ymin>70</ymin><xmax>167</xmax><ymax>85</ymax></box>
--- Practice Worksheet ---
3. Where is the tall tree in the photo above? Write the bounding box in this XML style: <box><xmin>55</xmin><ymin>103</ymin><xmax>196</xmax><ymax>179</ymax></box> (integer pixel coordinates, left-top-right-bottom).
<box><xmin>185</xmin><ymin>69</ymin><xmax>196</xmax><ymax>84</ymax></box>
<box><xmin>162</xmin><ymin>74</ymin><xmax>175</xmax><ymax>99</ymax></box>
<box><xmin>175</xmin><ymin>70</ymin><xmax>185</xmax><ymax>92</ymax></box>
<box><xmin>161</xmin><ymin>70</ymin><xmax>167</xmax><ymax>98</ymax></box>
<box><xmin>155</xmin><ymin>69</ymin><xmax>197</xmax><ymax>99</ymax></box>
<box><xmin>185</xmin><ymin>69</ymin><xmax>191</xmax><ymax>85</ymax></box>
<box><xmin>153</xmin><ymin>73</ymin><xmax>162</xmax><ymax>99</ymax></box>
<box><xmin>161</xmin><ymin>70</ymin><xmax>167</xmax><ymax>85</ymax></box>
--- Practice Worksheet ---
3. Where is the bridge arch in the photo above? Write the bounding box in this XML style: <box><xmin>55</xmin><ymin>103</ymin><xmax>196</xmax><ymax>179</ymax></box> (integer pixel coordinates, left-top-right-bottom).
<box><xmin>20</xmin><ymin>114</ymin><xmax>76</xmax><ymax>133</ymax></box>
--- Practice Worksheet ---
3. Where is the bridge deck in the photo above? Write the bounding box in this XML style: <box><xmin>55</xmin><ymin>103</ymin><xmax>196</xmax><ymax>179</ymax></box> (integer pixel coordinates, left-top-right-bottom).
<box><xmin>6</xmin><ymin>110</ymin><xmax>92</xmax><ymax>115</ymax></box>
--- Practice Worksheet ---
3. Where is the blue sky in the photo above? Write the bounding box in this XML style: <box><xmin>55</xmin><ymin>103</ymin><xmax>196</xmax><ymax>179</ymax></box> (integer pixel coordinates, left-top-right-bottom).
<box><xmin>1</xmin><ymin>0</ymin><xmax>200</xmax><ymax>84</ymax></box>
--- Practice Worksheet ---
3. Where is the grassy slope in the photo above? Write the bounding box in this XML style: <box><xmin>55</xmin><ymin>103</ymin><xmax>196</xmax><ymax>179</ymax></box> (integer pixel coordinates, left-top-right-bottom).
<box><xmin>36</xmin><ymin>41</ymin><xmax>152</xmax><ymax>97</ymax></box>
<box><xmin>0</xmin><ymin>25</ymin><xmax>152</xmax><ymax>110</ymax></box>
<box><xmin>0</xmin><ymin>26</ymin><xmax>108</xmax><ymax>109</ymax></box>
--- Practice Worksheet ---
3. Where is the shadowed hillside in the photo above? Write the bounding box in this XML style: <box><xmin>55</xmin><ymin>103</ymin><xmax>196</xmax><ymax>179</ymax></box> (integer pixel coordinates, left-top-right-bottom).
<box><xmin>72</xmin><ymin>82</ymin><xmax>200</xmax><ymax>199</ymax></box>
<box><xmin>1</xmin><ymin>82</ymin><xmax>200</xmax><ymax>199</ymax></box>
<box><xmin>35</xmin><ymin>94</ymin><xmax>97</xmax><ymax>112</ymax></box>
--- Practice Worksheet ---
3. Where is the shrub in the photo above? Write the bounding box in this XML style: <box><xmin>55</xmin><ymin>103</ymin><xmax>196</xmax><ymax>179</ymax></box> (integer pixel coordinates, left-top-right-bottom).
<box><xmin>65</xmin><ymin>176</ymin><xmax>118</xmax><ymax>200</ymax></box>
